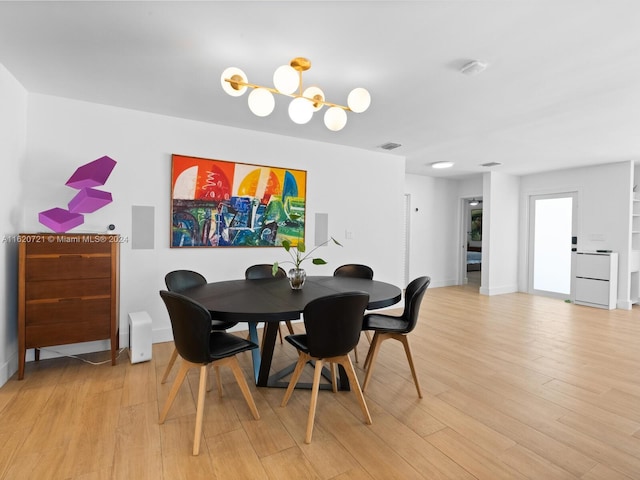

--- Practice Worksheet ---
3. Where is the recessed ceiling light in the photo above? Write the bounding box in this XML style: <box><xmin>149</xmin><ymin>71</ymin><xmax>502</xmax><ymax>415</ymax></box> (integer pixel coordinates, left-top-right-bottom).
<box><xmin>431</xmin><ymin>161</ymin><xmax>454</xmax><ymax>169</ymax></box>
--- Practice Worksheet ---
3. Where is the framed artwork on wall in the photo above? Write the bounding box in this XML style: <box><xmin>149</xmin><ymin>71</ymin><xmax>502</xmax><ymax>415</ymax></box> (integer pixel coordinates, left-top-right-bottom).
<box><xmin>170</xmin><ymin>154</ymin><xmax>307</xmax><ymax>247</ymax></box>
<box><xmin>470</xmin><ymin>208</ymin><xmax>483</xmax><ymax>241</ymax></box>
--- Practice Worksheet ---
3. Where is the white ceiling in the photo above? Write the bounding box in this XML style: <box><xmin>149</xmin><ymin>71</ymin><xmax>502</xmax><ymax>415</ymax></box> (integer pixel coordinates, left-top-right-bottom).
<box><xmin>1</xmin><ymin>1</ymin><xmax>639</xmax><ymax>179</ymax></box>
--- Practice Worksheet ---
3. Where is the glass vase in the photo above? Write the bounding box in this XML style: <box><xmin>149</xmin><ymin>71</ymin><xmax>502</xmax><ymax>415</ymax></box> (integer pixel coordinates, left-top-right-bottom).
<box><xmin>288</xmin><ymin>268</ymin><xmax>306</xmax><ymax>290</ymax></box>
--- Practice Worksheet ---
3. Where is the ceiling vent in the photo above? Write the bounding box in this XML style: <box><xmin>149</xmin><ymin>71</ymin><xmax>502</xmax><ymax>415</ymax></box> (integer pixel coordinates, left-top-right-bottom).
<box><xmin>481</xmin><ymin>162</ymin><xmax>502</xmax><ymax>167</ymax></box>
<box><xmin>378</xmin><ymin>142</ymin><xmax>402</xmax><ymax>150</ymax></box>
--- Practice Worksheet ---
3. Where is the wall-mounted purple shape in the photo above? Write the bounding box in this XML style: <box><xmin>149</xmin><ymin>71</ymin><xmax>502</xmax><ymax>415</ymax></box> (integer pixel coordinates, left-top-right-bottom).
<box><xmin>66</xmin><ymin>155</ymin><xmax>117</xmax><ymax>188</ymax></box>
<box><xmin>39</xmin><ymin>155</ymin><xmax>117</xmax><ymax>233</ymax></box>
<box><xmin>39</xmin><ymin>207</ymin><xmax>84</xmax><ymax>233</ymax></box>
<box><xmin>68</xmin><ymin>188</ymin><xmax>113</xmax><ymax>213</ymax></box>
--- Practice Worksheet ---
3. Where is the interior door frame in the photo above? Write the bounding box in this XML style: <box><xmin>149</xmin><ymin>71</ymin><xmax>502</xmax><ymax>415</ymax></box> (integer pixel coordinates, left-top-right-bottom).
<box><xmin>458</xmin><ymin>196</ymin><xmax>482</xmax><ymax>286</ymax></box>
<box><xmin>527</xmin><ymin>191</ymin><xmax>578</xmax><ymax>298</ymax></box>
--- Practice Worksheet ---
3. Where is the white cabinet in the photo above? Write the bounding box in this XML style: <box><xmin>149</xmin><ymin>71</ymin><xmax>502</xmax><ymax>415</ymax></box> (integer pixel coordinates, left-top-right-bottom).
<box><xmin>573</xmin><ymin>252</ymin><xmax>618</xmax><ymax>310</ymax></box>
<box><xmin>631</xmin><ymin>198</ymin><xmax>640</xmax><ymax>304</ymax></box>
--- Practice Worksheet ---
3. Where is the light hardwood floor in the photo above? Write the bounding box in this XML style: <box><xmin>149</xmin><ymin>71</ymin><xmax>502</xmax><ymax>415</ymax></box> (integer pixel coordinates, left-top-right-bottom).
<box><xmin>1</xmin><ymin>284</ymin><xmax>639</xmax><ymax>479</ymax></box>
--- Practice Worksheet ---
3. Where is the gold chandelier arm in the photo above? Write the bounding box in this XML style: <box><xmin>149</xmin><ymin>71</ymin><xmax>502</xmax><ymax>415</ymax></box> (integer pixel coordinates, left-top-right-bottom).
<box><xmin>223</xmin><ymin>77</ymin><xmax>352</xmax><ymax>111</ymax></box>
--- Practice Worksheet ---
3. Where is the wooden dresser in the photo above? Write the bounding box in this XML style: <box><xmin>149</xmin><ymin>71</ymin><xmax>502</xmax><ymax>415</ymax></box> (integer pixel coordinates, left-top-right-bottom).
<box><xmin>17</xmin><ymin>233</ymin><xmax>120</xmax><ymax>379</ymax></box>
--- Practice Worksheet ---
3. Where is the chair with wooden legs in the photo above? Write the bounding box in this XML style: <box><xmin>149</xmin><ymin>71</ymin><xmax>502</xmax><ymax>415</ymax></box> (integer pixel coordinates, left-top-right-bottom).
<box><xmin>161</xmin><ymin>270</ymin><xmax>238</xmax><ymax>386</ymax></box>
<box><xmin>362</xmin><ymin>276</ymin><xmax>431</xmax><ymax>398</ymax></box>
<box><xmin>158</xmin><ymin>290</ymin><xmax>260</xmax><ymax>455</ymax></box>
<box><xmin>333</xmin><ymin>264</ymin><xmax>374</xmax><ymax>363</ymax></box>
<box><xmin>281</xmin><ymin>291</ymin><xmax>372</xmax><ymax>444</ymax></box>
<box><xmin>245</xmin><ymin>264</ymin><xmax>295</xmax><ymax>344</ymax></box>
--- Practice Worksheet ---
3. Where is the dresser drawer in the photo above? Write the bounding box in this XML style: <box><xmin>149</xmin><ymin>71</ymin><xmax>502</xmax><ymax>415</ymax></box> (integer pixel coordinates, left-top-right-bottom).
<box><xmin>26</xmin><ymin>255</ymin><xmax>111</xmax><ymax>281</ymax></box>
<box><xmin>25</xmin><ymin>321</ymin><xmax>111</xmax><ymax>349</ymax></box>
<box><xmin>25</xmin><ymin>278</ymin><xmax>111</xmax><ymax>301</ymax></box>
<box><xmin>25</xmin><ymin>297</ymin><xmax>111</xmax><ymax>326</ymax></box>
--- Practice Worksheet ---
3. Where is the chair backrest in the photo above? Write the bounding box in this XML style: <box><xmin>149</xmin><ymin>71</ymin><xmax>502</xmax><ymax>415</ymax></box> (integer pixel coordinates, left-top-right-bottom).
<box><xmin>245</xmin><ymin>264</ymin><xmax>286</xmax><ymax>279</ymax></box>
<box><xmin>402</xmin><ymin>276</ymin><xmax>431</xmax><ymax>333</ymax></box>
<box><xmin>333</xmin><ymin>264</ymin><xmax>374</xmax><ymax>280</ymax></box>
<box><xmin>159</xmin><ymin>290</ymin><xmax>212</xmax><ymax>364</ymax></box>
<box><xmin>303</xmin><ymin>291</ymin><xmax>370</xmax><ymax>358</ymax></box>
<box><xmin>165</xmin><ymin>270</ymin><xmax>207</xmax><ymax>292</ymax></box>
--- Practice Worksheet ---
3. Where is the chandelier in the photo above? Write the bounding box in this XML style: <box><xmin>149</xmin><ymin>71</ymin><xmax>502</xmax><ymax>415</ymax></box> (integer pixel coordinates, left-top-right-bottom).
<box><xmin>220</xmin><ymin>57</ymin><xmax>371</xmax><ymax>131</ymax></box>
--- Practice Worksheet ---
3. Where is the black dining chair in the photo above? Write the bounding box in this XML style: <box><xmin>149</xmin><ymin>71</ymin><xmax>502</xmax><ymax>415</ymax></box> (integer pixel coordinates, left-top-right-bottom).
<box><xmin>161</xmin><ymin>270</ymin><xmax>238</xmax><ymax>389</ymax></box>
<box><xmin>333</xmin><ymin>264</ymin><xmax>374</xmax><ymax>363</ymax></box>
<box><xmin>361</xmin><ymin>276</ymin><xmax>431</xmax><ymax>398</ymax></box>
<box><xmin>281</xmin><ymin>291</ymin><xmax>372</xmax><ymax>444</ymax></box>
<box><xmin>333</xmin><ymin>264</ymin><xmax>374</xmax><ymax>280</ymax></box>
<box><xmin>245</xmin><ymin>264</ymin><xmax>295</xmax><ymax>345</ymax></box>
<box><xmin>158</xmin><ymin>290</ymin><xmax>260</xmax><ymax>455</ymax></box>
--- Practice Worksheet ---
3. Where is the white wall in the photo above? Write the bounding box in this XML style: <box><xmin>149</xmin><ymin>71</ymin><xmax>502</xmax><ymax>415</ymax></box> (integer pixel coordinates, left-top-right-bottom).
<box><xmin>404</xmin><ymin>174</ymin><xmax>459</xmax><ymax>287</ymax></box>
<box><xmin>518</xmin><ymin>161</ymin><xmax>633</xmax><ymax>307</ymax></box>
<box><xmin>0</xmin><ymin>64</ymin><xmax>27</xmax><ymax>385</ymax></box>
<box><xmin>482</xmin><ymin>172</ymin><xmax>520</xmax><ymax>295</ymax></box>
<box><xmin>14</xmin><ymin>94</ymin><xmax>405</xmax><ymax>371</ymax></box>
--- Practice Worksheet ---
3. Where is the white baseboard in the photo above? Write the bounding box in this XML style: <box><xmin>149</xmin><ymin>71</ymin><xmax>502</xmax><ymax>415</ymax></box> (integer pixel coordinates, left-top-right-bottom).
<box><xmin>479</xmin><ymin>284</ymin><xmax>518</xmax><ymax>296</ymax></box>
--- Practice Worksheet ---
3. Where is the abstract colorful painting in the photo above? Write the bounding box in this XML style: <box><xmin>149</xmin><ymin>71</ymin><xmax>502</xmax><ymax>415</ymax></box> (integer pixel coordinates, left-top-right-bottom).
<box><xmin>170</xmin><ymin>154</ymin><xmax>307</xmax><ymax>247</ymax></box>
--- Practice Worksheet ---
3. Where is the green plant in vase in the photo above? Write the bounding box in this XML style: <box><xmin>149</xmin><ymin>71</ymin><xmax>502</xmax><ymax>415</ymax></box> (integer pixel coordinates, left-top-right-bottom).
<box><xmin>273</xmin><ymin>237</ymin><xmax>342</xmax><ymax>289</ymax></box>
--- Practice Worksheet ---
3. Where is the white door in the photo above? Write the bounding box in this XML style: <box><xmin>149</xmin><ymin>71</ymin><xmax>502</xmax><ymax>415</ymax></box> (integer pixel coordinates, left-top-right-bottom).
<box><xmin>529</xmin><ymin>192</ymin><xmax>577</xmax><ymax>298</ymax></box>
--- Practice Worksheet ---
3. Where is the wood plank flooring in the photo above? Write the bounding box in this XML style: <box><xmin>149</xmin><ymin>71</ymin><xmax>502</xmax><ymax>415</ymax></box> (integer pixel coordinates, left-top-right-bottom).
<box><xmin>1</xmin><ymin>284</ymin><xmax>639</xmax><ymax>479</ymax></box>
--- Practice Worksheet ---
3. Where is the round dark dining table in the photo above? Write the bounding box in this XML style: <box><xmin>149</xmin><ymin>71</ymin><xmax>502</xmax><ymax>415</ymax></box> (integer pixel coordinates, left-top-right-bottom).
<box><xmin>180</xmin><ymin>275</ymin><xmax>402</xmax><ymax>388</ymax></box>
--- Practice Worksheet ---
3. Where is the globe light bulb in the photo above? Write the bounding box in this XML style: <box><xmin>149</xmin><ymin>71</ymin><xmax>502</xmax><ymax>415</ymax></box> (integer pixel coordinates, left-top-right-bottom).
<box><xmin>303</xmin><ymin>86</ymin><xmax>325</xmax><ymax>112</ymax></box>
<box><xmin>248</xmin><ymin>88</ymin><xmax>275</xmax><ymax>117</ymax></box>
<box><xmin>273</xmin><ymin>65</ymin><xmax>299</xmax><ymax>95</ymax></box>
<box><xmin>347</xmin><ymin>87</ymin><xmax>371</xmax><ymax>113</ymax></box>
<box><xmin>324</xmin><ymin>107</ymin><xmax>347</xmax><ymax>131</ymax></box>
<box><xmin>288</xmin><ymin>97</ymin><xmax>314</xmax><ymax>124</ymax></box>
<box><xmin>220</xmin><ymin>67</ymin><xmax>248</xmax><ymax>97</ymax></box>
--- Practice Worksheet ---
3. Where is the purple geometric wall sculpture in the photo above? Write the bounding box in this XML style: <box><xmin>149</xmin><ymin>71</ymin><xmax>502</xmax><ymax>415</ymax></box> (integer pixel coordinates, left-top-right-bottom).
<box><xmin>39</xmin><ymin>208</ymin><xmax>84</xmax><ymax>233</ymax></box>
<box><xmin>38</xmin><ymin>155</ymin><xmax>117</xmax><ymax>233</ymax></box>
<box><xmin>68</xmin><ymin>188</ymin><xmax>113</xmax><ymax>213</ymax></box>
<box><xmin>66</xmin><ymin>155</ymin><xmax>117</xmax><ymax>189</ymax></box>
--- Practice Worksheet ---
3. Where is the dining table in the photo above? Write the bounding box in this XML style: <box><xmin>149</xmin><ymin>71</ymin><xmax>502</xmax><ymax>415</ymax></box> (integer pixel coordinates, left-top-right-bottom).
<box><xmin>180</xmin><ymin>275</ymin><xmax>402</xmax><ymax>390</ymax></box>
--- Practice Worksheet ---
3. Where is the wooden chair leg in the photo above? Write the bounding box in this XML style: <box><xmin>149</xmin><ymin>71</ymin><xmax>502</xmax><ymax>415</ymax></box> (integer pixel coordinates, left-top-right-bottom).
<box><xmin>305</xmin><ymin>359</ymin><xmax>324</xmax><ymax>444</ymax></box>
<box><xmin>285</xmin><ymin>320</ymin><xmax>295</xmax><ymax>335</ymax></box>
<box><xmin>160</xmin><ymin>347</ymin><xmax>179</xmax><ymax>384</ymax></box>
<box><xmin>159</xmin><ymin>360</ymin><xmax>192</xmax><ymax>424</ymax></box>
<box><xmin>278</xmin><ymin>323</ymin><xmax>284</xmax><ymax>344</ymax></box>
<box><xmin>281</xmin><ymin>352</ymin><xmax>309</xmax><ymax>407</ymax></box>
<box><xmin>224</xmin><ymin>356</ymin><xmax>260</xmax><ymax>420</ymax></box>
<box><xmin>398</xmin><ymin>334</ymin><xmax>422</xmax><ymax>398</ymax></box>
<box><xmin>336</xmin><ymin>355</ymin><xmax>372</xmax><ymax>425</ymax></box>
<box><xmin>214</xmin><ymin>365</ymin><xmax>223</xmax><ymax>396</ymax></box>
<box><xmin>364</xmin><ymin>331</ymin><xmax>373</xmax><ymax>343</ymax></box>
<box><xmin>362</xmin><ymin>332</ymin><xmax>389</xmax><ymax>392</ymax></box>
<box><xmin>363</xmin><ymin>331</ymin><xmax>382</xmax><ymax>371</ymax></box>
<box><xmin>192</xmin><ymin>365</ymin><xmax>208</xmax><ymax>455</ymax></box>
<box><xmin>330</xmin><ymin>363</ymin><xmax>337</xmax><ymax>393</ymax></box>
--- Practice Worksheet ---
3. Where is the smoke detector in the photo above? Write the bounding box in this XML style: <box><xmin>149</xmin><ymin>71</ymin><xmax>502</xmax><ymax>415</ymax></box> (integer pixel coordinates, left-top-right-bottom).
<box><xmin>460</xmin><ymin>60</ymin><xmax>488</xmax><ymax>76</ymax></box>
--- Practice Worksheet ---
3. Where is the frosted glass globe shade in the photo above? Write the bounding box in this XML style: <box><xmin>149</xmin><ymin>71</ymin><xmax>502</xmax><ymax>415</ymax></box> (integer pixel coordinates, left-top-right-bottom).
<box><xmin>324</xmin><ymin>107</ymin><xmax>347</xmax><ymax>131</ymax></box>
<box><xmin>248</xmin><ymin>88</ymin><xmax>275</xmax><ymax>117</ymax></box>
<box><xmin>220</xmin><ymin>67</ymin><xmax>248</xmax><ymax>97</ymax></box>
<box><xmin>273</xmin><ymin>65</ymin><xmax>299</xmax><ymax>95</ymax></box>
<box><xmin>303</xmin><ymin>86</ymin><xmax>325</xmax><ymax>112</ymax></box>
<box><xmin>347</xmin><ymin>87</ymin><xmax>371</xmax><ymax>113</ymax></box>
<box><xmin>288</xmin><ymin>97</ymin><xmax>314</xmax><ymax>124</ymax></box>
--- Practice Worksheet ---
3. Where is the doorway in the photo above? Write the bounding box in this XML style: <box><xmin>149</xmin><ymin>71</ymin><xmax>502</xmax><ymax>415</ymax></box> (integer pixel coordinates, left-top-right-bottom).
<box><xmin>528</xmin><ymin>192</ymin><xmax>577</xmax><ymax>298</ymax></box>
<box><xmin>461</xmin><ymin>197</ymin><xmax>483</xmax><ymax>287</ymax></box>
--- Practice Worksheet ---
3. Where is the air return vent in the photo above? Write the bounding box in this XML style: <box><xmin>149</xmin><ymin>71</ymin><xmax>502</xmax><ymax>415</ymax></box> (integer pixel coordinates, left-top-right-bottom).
<box><xmin>378</xmin><ymin>142</ymin><xmax>402</xmax><ymax>150</ymax></box>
